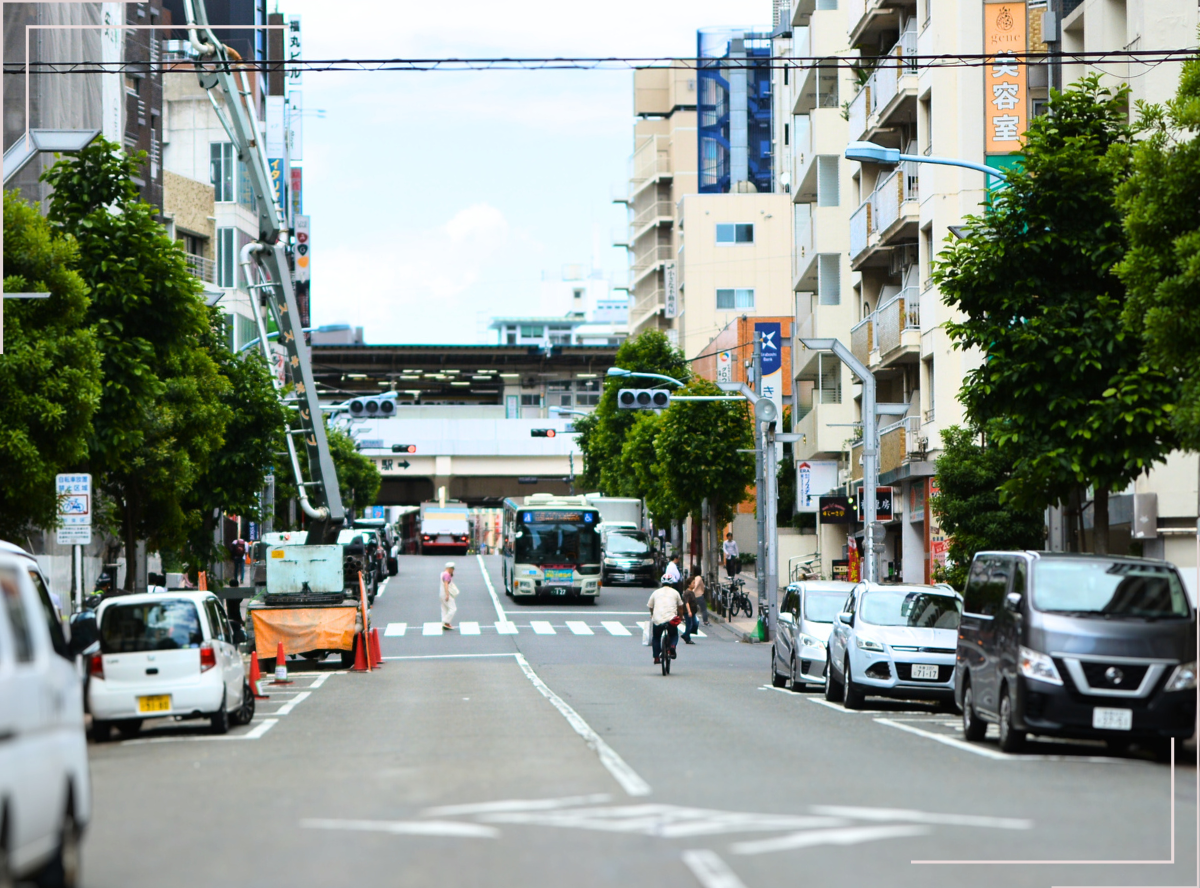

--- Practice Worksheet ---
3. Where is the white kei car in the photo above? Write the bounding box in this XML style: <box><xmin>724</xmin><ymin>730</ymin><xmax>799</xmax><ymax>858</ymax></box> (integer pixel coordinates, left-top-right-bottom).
<box><xmin>0</xmin><ymin>552</ymin><xmax>90</xmax><ymax>887</ymax></box>
<box><xmin>825</xmin><ymin>583</ymin><xmax>962</xmax><ymax>709</ymax></box>
<box><xmin>87</xmin><ymin>592</ymin><xmax>254</xmax><ymax>740</ymax></box>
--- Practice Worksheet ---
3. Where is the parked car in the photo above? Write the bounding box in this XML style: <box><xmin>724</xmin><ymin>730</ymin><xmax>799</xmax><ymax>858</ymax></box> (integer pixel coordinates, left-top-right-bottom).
<box><xmin>957</xmin><ymin>551</ymin><xmax>1197</xmax><ymax>754</ymax></box>
<box><xmin>825</xmin><ymin>582</ymin><xmax>961</xmax><ymax>709</ymax></box>
<box><xmin>87</xmin><ymin>592</ymin><xmax>254</xmax><ymax>741</ymax></box>
<box><xmin>600</xmin><ymin>529</ymin><xmax>657</xmax><ymax>586</ymax></box>
<box><xmin>0</xmin><ymin>539</ymin><xmax>61</xmax><ymax>619</ymax></box>
<box><xmin>771</xmin><ymin>581</ymin><xmax>856</xmax><ymax>690</ymax></box>
<box><xmin>0</xmin><ymin>551</ymin><xmax>91</xmax><ymax>887</ymax></box>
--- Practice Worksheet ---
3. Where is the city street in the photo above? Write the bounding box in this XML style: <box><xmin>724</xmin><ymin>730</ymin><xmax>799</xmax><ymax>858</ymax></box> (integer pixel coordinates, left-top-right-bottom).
<box><xmin>80</xmin><ymin>555</ymin><xmax>1197</xmax><ymax>888</ymax></box>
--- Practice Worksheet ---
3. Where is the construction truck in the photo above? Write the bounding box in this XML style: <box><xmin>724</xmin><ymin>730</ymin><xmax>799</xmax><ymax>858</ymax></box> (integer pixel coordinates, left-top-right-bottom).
<box><xmin>181</xmin><ymin>1</ymin><xmax>367</xmax><ymax>667</ymax></box>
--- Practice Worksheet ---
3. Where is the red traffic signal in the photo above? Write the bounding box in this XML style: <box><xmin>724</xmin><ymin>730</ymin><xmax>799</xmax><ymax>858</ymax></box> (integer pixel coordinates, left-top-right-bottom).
<box><xmin>531</xmin><ymin>429</ymin><xmax>557</xmax><ymax>438</ymax></box>
<box><xmin>391</xmin><ymin>444</ymin><xmax>417</xmax><ymax>453</ymax></box>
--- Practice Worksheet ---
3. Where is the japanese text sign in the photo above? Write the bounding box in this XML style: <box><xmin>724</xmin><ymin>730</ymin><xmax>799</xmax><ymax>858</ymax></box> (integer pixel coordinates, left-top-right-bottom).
<box><xmin>984</xmin><ymin>2</ymin><xmax>1026</xmax><ymax>154</ymax></box>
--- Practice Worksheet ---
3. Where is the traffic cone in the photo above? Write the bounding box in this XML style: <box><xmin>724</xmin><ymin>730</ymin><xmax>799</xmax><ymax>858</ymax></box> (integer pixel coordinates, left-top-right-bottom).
<box><xmin>270</xmin><ymin>641</ymin><xmax>293</xmax><ymax>685</ymax></box>
<box><xmin>369</xmin><ymin>627</ymin><xmax>383</xmax><ymax>667</ymax></box>
<box><xmin>351</xmin><ymin>632</ymin><xmax>370</xmax><ymax>673</ymax></box>
<box><xmin>248</xmin><ymin>651</ymin><xmax>270</xmax><ymax>699</ymax></box>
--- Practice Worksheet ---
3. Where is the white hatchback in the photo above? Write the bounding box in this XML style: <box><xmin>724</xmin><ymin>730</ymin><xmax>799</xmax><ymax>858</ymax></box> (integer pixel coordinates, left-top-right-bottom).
<box><xmin>0</xmin><ymin>552</ymin><xmax>90</xmax><ymax>887</ymax></box>
<box><xmin>87</xmin><ymin>592</ymin><xmax>254</xmax><ymax>740</ymax></box>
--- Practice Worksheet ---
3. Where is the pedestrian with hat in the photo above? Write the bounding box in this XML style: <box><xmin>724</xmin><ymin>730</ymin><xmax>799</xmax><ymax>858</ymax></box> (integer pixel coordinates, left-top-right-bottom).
<box><xmin>440</xmin><ymin>561</ymin><xmax>459</xmax><ymax>631</ymax></box>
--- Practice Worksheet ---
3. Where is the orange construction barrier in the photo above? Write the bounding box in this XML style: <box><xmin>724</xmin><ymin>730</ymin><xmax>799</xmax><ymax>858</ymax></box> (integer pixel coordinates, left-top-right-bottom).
<box><xmin>351</xmin><ymin>632</ymin><xmax>370</xmax><ymax>673</ymax></box>
<box><xmin>248</xmin><ymin>651</ymin><xmax>270</xmax><ymax>699</ymax></box>
<box><xmin>369</xmin><ymin>627</ymin><xmax>383</xmax><ymax>667</ymax></box>
<box><xmin>270</xmin><ymin>640</ymin><xmax>293</xmax><ymax>685</ymax></box>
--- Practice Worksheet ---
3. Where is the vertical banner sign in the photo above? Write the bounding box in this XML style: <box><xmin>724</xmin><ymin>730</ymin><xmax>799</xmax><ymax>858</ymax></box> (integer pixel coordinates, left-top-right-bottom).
<box><xmin>287</xmin><ymin>16</ymin><xmax>302</xmax><ymax>86</ymax></box>
<box><xmin>265</xmin><ymin>95</ymin><xmax>286</xmax><ymax>156</ymax></box>
<box><xmin>716</xmin><ymin>350</ymin><xmax>732</xmax><ymax>382</ymax></box>
<box><xmin>291</xmin><ymin>166</ymin><xmax>303</xmax><ymax>217</ymax></box>
<box><xmin>796</xmin><ymin>460</ymin><xmax>839</xmax><ymax>512</ymax></box>
<box><xmin>268</xmin><ymin>157</ymin><xmax>285</xmax><ymax>209</ymax></box>
<box><xmin>928</xmin><ymin>477</ymin><xmax>948</xmax><ymax>576</ymax></box>
<box><xmin>56</xmin><ymin>473</ymin><xmax>92</xmax><ymax>545</ymax></box>
<box><xmin>288</xmin><ymin>90</ymin><xmax>303</xmax><ymax>161</ymax></box>
<box><xmin>983</xmin><ymin>2</ymin><xmax>1027</xmax><ymax>155</ymax></box>
<box><xmin>754</xmin><ymin>321</ymin><xmax>784</xmax><ymax>421</ymax></box>
<box><xmin>294</xmin><ymin>215</ymin><xmax>311</xmax><ymax>283</ymax></box>
<box><xmin>664</xmin><ymin>262</ymin><xmax>678</xmax><ymax>319</ymax></box>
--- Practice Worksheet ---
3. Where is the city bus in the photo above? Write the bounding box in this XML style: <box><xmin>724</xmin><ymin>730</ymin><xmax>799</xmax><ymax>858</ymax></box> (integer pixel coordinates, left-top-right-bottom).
<box><xmin>501</xmin><ymin>494</ymin><xmax>602</xmax><ymax>602</ymax></box>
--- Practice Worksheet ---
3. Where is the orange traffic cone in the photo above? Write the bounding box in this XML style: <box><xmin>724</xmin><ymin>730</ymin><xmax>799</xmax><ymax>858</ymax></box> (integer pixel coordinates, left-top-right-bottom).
<box><xmin>351</xmin><ymin>632</ymin><xmax>370</xmax><ymax>673</ymax></box>
<box><xmin>248</xmin><ymin>651</ymin><xmax>270</xmax><ymax>699</ymax></box>
<box><xmin>369</xmin><ymin>627</ymin><xmax>383</xmax><ymax>667</ymax></box>
<box><xmin>270</xmin><ymin>641</ymin><xmax>293</xmax><ymax>685</ymax></box>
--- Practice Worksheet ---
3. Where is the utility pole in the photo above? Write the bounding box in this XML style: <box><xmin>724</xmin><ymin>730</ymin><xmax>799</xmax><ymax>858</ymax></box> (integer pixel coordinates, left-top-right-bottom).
<box><xmin>752</xmin><ymin>337</ymin><xmax>767</xmax><ymax>620</ymax></box>
<box><xmin>763</xmin><ymin>414</ymin><xmax>779</xmax><ymax>641</ymax></box>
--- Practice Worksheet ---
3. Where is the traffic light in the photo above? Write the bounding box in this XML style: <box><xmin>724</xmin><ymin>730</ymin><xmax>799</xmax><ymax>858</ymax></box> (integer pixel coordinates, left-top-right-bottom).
<box><xmin>391</xmin><ymin>444</ymin><xmax>417</xmax><ymax>453</ymax></box>
<box><xmin>531</xmin><ymin>429</ymin><xmax>557</xmax><ymax>438</ymax></box>
<box><xmin>347</xmin><ymin>396</ymin><xmax>396</xmax><ymax>417</ymax></box>
<box><xmin>617</xmin><ymin>388</ymin><xmax>671</xmax><ymax>410</ymax></box>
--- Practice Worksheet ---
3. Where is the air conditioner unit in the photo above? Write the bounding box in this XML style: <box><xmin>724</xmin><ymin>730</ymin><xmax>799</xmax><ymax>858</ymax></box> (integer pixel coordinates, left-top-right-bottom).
<box><xmin>889</xmin><ymin>243</ymin><xmax>919</xmax><ymax>277</ymax></box>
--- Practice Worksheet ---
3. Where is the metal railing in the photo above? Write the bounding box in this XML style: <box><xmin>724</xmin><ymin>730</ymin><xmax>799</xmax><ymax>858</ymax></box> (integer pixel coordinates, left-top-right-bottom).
<box><xmin>873</xmin><ymin>165</ymin><xmax>919</xmax><ymax>234</ymax></box>
<box><xmin>851</xmin><ymin>314</ymin><xmax>873</xmax><ymax>365</ymax></box>
<box><xmin>632</xmin><ymin>135</ymin><xmax>671</xmax><ymax>184</ymax></box>
<box><xmin>850</xmin><ymin>196</ymin><xmax>873</xmax><ymax>258</ymax></box>
<box><xmin>632</xmin><ymin>244</ymin><xmax>673</xmax><ymax>272</ymax></box>
<box><xmin>185</xmin><ymin>252</ymin><xmax>215</xmax><ymax>283</ymax></box>
<box><xmin>631</xmin><ymin>200</ymin><xmax>674</xmax><ymax>232</ymax></box>
<box><xmin>848</xmin><ymin>81</ymin><xmax>871</xmax><ymax>139</ymax></box>
<box><xmin>875</xmin><ymin>292</ymin><xmax>918</xmax><ymax>355</ymax></box>
<box><xmin>846</xmin><ymin>0</ymin><xmax>867</xmax><ymax>36</ymax></box>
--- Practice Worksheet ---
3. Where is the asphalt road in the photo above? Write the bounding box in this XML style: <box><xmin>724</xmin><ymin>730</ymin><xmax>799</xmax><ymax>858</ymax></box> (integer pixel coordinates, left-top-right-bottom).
<box><xmin>79</xmin><ymin>555</ymin><xmax>1198</xmax><ymax>887</ymax></box>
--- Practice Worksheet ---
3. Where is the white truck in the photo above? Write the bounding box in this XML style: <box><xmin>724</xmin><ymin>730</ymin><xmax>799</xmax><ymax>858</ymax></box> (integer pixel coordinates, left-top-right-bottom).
<box><xmin>419</xmin><ymin>502</ymin><xmax>471</xmax><ymax>555</ymax></box>
<box><xmin>583</xmin><ymin>495</ymin><xmax>646</xmax><ymax>532</ymax></box>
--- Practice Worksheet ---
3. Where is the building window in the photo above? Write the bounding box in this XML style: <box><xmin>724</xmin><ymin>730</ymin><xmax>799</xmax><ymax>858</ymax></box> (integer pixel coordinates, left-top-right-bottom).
<box><xmin>816</xmin><ymin>156</ymin><xmax>839</xmax><ymax>207</ymax></box>
<box><xmin>716</xmin><ymin>288</ymin><xmax>755</xmax><ymax>310</ymax></box>
<box><xmin>784</xmin><ymin>123</ymin><xmax>789</xmax><ymax>146</ymax></box>
<box><xmin>520</xmin><ymin>325</ymin><xmax>544</xmax><ymax>338</ymax></box>
<box><xmin>216</xmin><ymin>227</ymin><xmax>236</xmax><ymax>288</ymax></box>
<box><xmin>818</xmin><ymin>354</ymin><xmax>842</xmax><ymax>404</ymax></box>
<box><xmin>211</xmin><ymin>142</ymin><xmax>234</xmax><ymax>202</ymax></box>
<box><xmin>520</xmin><ymin>394</ymin><xmax>541</xmax><ymax>407</ymax></box>
<box><xmin>716</xmin><ymin>223</ymin><xmax>754</xmax><ymax>244</ymax></box>
<box><xmin>548</xmin><ymin>326</ymin><xmax>572</xmax><ymax>345</ymax></box>
<box><xmin>922</xmin><ymin>227</ymin><xmax>934</xmax><ymax>290</ymax></box>
<box><xmin>817</xmin><ymin>254</ymin><xmax>840</xmax><ymax>305</ymax></box>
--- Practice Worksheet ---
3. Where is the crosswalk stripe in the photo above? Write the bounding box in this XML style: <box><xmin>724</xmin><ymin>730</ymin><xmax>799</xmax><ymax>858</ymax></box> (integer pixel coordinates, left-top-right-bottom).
<box><xmin>384</xmin><ymin>622</ymin><xmax>407</xmax><ymax>637</ymax></box>
<box><xmin>460</xmin><ymin>622</ymin><xmax>481</xmax><ymax>635</ymax></box>
<box><xmin>601</xmin><ymin>621</ymin><xmax>631</xmax><ymax>636</ymax></box>
<box><xmin>566</xmin><ymin>621</ymin><xmax>593</xmax><ymax>635</ymax></box>
<box><xmin>495</xmin><ymin>621</ymin><xmax>518</xmax><ymax>635</ymax></box>
<box><xmin>422</xmin><ymin>622</ymin><xmax>443</xmax><ymax>636</ymax></box>
<box><xmin>530</xmin><ymin>621</ymin><xmax>556</xmax><ymax>635</ymax></box>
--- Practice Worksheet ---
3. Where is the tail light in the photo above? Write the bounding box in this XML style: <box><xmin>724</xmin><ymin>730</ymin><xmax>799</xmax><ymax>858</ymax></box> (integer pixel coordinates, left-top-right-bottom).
<box><xmin>199</xmin><ymin>643</ymin><xmax>217</xmax><ymax>672</ymax></box>
<box><xmin>89</xmin><ymin>653</ymin><xmax>104</xmax><ymax>679</ymax></box>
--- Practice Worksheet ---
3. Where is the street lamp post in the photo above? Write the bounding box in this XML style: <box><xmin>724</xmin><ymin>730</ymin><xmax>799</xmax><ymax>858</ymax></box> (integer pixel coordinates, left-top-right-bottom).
<box><xmin>844</xmin><ymin>141</ymin><xmax>1006</xmax><ymax>180</ymax></box>
<box><xmin>605</xmin><ymin>367</ymin><xmax>687</xmax><ymax>387</ymax></box>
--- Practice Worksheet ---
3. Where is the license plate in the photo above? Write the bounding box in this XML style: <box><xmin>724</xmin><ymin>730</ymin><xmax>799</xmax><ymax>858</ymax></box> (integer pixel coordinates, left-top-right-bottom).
<box><xmin>138</xmin><ymin>694</ymin><xmax>171</xmax><ymax>713</ymax></box>
<box><xmin>911</xmin><ymin>664</ymin><xmax>939</xmax><ymax>680</ymax></box>
<box><xmin>544</xmin><ymin>569</ymin><xmax>573</xmax><ymax>586</ymax></box>
<box><xmin>1093</xmin><ymin>707</ymin><xmax>1133</xmax><ymax>731</ymax></box>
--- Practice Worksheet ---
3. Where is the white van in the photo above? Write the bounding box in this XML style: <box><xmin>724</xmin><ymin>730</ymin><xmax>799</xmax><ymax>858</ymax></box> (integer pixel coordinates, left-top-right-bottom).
<box><xmin>0</xmin><ymin>552</ymin><xmax>91</xmax><ymax>887</ymax></box>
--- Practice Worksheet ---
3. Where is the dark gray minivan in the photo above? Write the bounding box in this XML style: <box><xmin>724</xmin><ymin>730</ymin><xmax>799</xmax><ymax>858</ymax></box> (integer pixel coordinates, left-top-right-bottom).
<box><xmin>956</xmin><ymin>551</ymin><xmax>1196</xmax><ymax>753</ymax></box>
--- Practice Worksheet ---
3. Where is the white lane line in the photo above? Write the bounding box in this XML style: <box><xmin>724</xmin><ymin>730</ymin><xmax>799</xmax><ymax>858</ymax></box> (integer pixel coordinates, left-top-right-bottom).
<box><xmin>530</xmin><ymin>621</ymin><xmax>556</xmax><ymax>635</ymax></box>
<box><xmin>476</xmin><ymin>553</ymin><xmax>508</xmax><ymax>622</ymax></box>
<box><xmin>242</xmin><ymin>718</ymin><xmax>278</xmax><ymax>739</ymax></box>
<box><xmin>460</xmin><ymin>622</ymin><xmax>481</xmax><ymax>635</ymax></box>
<box><xmin>602</xmin><ymin>621</ymin><xmax>631</xmax><ymax>636</ymax></box>
<box><xmin>272</xmin><ymin>691</ymin><xmax>311</xmax><ymax>716</ymax></box>
<box><xmin>375</xmin><ymin>578</ymin><xmax>389</xmax><ymax>598</ymax></box>
<box><xmin>384</xmin><ymin>622</ymin><xmax>408</xmax><ymax>637</ymax></box>
<box><xmin>382</xmin><ymin>653</ymin><xmax>518</xmax><ymax>660</ymax></box>
<box><xmin>423</xmin><ymin>622</ymin><xmax>444</xmax><ymax>636</ymax></box>
<box><xmin>120</xmin><ymin>718</ymin><xmax>278</xmax><ymax>744</ymax></box>
<box><xmin>811</xmin><ymin>805</ymin><xmax>1032</xmax><ymax>830</ymax></box>
<box><xmin>731</xmin><ymin>824</ymin><xmax>929</xmax><ymax>855</ymax></box>
<box><xmin>424</xmin><ymin>794</ymin><xmax>612</xmax><ymax>817</ymax></box>
<box><xmin>566</xmin><ymin>621</ymin><xmax>594</xmax><ymax>636</ymax></box>
<box><xmin>681</xmin><ymin>849</ymin><xmax>747</xmax><ymax>888</ymax></box>
<box><xmin>495</xmin><ymin>621</ymin><xmax>518</xmax><ymax>635</ymax></box>
<box><xmin>513</xmin><ymin>652</ymin><xmax>651</xmax><ymax>797</ymax></box>
<box><xmin>807</xmin><ymin>697</ymin><xmax>872</xmax><ymax>714</ymax></box>
<box><xmin>521</xmin><ymin>611</ymin><xmax>648</xmax><ymax>615</ymax></box>
<box><xmin>309</xmin><ymin>672</ymin><xmax>333</xmax><ymax>688</ymax></box>
<box><xmin>301</xmin><ymin>818</ymin><xmax>499</xmax><ymax>839</ymax></box>
<box><xmin>876</xmin><ymin>718</ymin><xmax>1133</xmax><ymax>764</ymax></box>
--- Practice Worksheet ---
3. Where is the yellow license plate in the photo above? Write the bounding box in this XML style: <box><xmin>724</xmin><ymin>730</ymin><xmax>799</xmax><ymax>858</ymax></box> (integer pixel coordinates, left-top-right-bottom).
<box><xmin>138</xmin><ymin>695</ymin><xmax>171</xmax><ymax>713</ymax></box>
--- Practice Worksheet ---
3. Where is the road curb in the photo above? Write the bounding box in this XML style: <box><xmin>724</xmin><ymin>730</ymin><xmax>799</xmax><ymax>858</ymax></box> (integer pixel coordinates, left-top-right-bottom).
<box><xmin>705</xmin><ymin>614</ymin><xmax>761</xmax><ymax>644</ymax></box>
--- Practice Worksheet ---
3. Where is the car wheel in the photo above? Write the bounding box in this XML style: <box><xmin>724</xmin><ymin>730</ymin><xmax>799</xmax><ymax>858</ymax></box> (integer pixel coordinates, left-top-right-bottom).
<box><xmin>88</xmin><ymin>719</ymin><xmax>111</xmax><ymax>743</ymax></box>
<box><xmin>115</xmin><ymin>719</ymin><xmax>142</xmax><ymax>739</ymax></box>
<box><xmin>771</xmin><ymin>649</ymin><xmax>788</xmax><ymax>688</ymax></box>
<box><xmin>34</xmin><ymin>803</ymin><xmax>80</xmax><ymax>888</ymax></box>
<box><xmin>824</xmin><ymin>654</ymin><xmax>841</xmax><ymax>702</ymax></box>
<box><xmin>210</xmin><ymin>692</ymin><xmax>230</xmax><ymax>735</ymax></box>
<box><xmin>997</xmin><ymin>685</ymin><xmax>1025</xmax><ymax>753</ymax></box>
<box><xmin>962</xmin><ymin>681</ymin><xmax>987</xmax><ymax>741</ymax></box>
<box><xmin>842</xmin><ymin>657</ymin><xmax>864</xmax><ymax>710</ymax></box>
<box><xmin>231</xmin><ymin>680</ymin><xmax>256</xmax><ymax>726</ymax></box>
<box><xmin>790</xmin><ymin>654</ymin><xmax>806</xmax><ymax>693</ymax></box>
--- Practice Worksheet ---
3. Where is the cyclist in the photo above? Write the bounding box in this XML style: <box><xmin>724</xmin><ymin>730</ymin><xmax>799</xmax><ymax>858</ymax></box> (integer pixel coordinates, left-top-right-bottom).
<box><xmin>647</xmin><ymin>576</ymin><xmax>684</xmax><ymax>666</ymax></box>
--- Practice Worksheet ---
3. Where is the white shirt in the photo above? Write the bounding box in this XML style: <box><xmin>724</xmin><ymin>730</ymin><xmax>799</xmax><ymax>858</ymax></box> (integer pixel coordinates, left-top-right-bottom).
<box><xmin>723</xmin><ymin>540</ymin><xmax>739</xmax><ymax>559</ymax></box>
<box><xmin>664</xmin><ymin>561</ymin><xmax>681</xmax><ymax>583</ymax></box>
<box><xmin>647</xmin><ymin>586</ymin><xmax>683</xmax><ymax>625</ymax></box>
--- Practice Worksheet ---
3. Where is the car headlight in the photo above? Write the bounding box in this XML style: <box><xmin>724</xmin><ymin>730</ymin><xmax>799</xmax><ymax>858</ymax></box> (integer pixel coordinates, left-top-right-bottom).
<box><xmin>1165</xmin><ymin>661</ymin><xmax>1197</xmax><ymax>692</ymax></box>
<box><xmin>1018</xmin><ymin>646</ymin><xmax>1063</xmax><ymax>686</ymax></box>
<box><xmin>856</xmin><ymin>636</ymin><xmax>884</xmax><ymax>653</ymax></box>
<box><xmin>798</xmin><ymin>634</ymin><xmax>826</xmax><ymax>650</ymax></box>
<box><xmin>643</xmin><ymin>559</ymin><xmax>655</xmax><ymax>566</ymax></box>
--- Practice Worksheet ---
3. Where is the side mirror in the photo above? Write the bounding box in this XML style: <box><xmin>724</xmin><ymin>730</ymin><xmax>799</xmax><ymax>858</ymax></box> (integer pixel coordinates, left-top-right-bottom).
<box><xmin>838</xmin><ymin>612</ymin><xmax>852</xmax><ymax>625</ymax></box>
<box><xmin>778</xmin><ymin>612</ymin><xmax>795</xmax><ymax>625</ymax></box>
<box><xmin>1004</xmin><ymin>592</ymin><xmax>1023</xmax><ymax>613</ymax></box>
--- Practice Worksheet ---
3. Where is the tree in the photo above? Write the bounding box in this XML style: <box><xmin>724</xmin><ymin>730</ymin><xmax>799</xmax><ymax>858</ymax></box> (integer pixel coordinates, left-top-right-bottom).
<box><xmin>0</xmin><ymin>190</ymin><xmax>101</xmax><ymax>539</ymax></box>
<box><xmin>616</xmin><ymin>412</ymin><xmax>675</xmax><ymax>522</ymax></box>
<box><xmin>1114</xmin><ymin>55</ymin><xmax>1200</xmax><ymax>450</ymax></box>
<box><xmin>576</xmin><ymin>331</ymin><xmax>689</xmax><ymax>493</ymax></box>
<box><xmin>931</xmin><ymin>426</ymin><xmax>1046</xmax><ymax>589</ymax></box>
<box><xmin>934</xmin><ymin>76</ymin><xmax>1178</xmax><ymax>554</ymax></box>
<box><xmin>43</xmin><ymin>140</ymin><xmax>231</xmax><ymax>586</ymax></box>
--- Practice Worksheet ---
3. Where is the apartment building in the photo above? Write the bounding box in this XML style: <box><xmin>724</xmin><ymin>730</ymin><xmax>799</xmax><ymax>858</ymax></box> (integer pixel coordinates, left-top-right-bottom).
<box><xmin>787</xmin><ymin>0</ymin><xmax>1200</xmax><ymax>587</ymax></box>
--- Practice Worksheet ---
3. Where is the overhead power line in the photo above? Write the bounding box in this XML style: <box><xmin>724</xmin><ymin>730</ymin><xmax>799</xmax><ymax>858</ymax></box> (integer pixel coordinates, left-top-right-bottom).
<box><xmin>5</xmin><ymin>47</ymin><xmax>1198</xmax><ymax>75</ymax></box>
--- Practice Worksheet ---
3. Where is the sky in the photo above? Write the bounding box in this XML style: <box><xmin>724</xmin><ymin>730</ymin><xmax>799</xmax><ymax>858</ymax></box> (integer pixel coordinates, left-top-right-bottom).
<box><xmin>285</xmin><ymin>0</ymin><xmax>771</xmax><ymax>344</ymax></box>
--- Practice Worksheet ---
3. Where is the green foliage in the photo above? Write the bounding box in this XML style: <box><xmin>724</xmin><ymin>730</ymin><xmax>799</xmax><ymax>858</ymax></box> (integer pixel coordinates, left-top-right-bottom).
<box><xmin>934</xmin><ymin>76</ymin><xmax>1178</xmax><ymax>516</ymax></box>
<box><xmin>576</xmin><ymin>331</ymin><xmax>689</xmax><ymax>493</ymax></box>
<box><xmin>655</xmin><ymin>378</ymin><xmax>755</xmax><ymax>526</ymax></box>
<box><xmin>0</xmin><ymin>191</ymin><xmax>101</xmax><ymax>539</ymax></box>
<box><xmin>44</xmin><ymin>139</ymin><xmax>231</xmax><ymax>582</ymax></box>
<box><xmin>328</xmin><ymin>425</ymin><xmax>382</xmax><ymax>513</ymax></box>
<box><xmin>1115</xmin><ymin>55</ymin><xmax>1200</xmax><ymax>450</ymax></box>
<box><xmin>617</xmin><ymin>412</ymin><xmax>674</xmax><ymax>521</ymax></box>
<box><xmin>931</xmin><ymin>426</ymin><xmax>1046</xmax><ymax>590</ymax></box>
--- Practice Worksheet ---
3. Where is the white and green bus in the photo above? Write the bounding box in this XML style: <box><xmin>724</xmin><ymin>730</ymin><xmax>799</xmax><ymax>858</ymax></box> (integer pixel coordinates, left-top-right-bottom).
<box><xmin>502</xmin><ymin>495</ymin><xmax>602</xmax><ymax>602</ymax></box>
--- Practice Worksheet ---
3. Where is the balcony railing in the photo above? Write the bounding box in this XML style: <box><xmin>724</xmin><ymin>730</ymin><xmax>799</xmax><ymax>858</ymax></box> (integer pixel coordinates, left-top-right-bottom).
<box><xmin>905</xmin><ymin>415</ymin><xmax>925</xmax><ymax>455</ymax></box>
<box><xmin>846</xmin><ymin>0</ymin><xmax>867</xmax><ymax>36</ymax></box>
<box><xmin>631</xmin><ymin>200</ymin><xmax>674</xmax><ymax>233</ymax></box>
<box><xmin>632</xmin><ymin>135</ymin><xmax>671</xmax><ymax>185</ymax></box>
<box><xmin>185</xmin><ymin>252</ymin><xmax>215</xmax><ymax>283</ymax></box>
<box><xmin>875</xmin><ymin>289</ymin><xmax>919</xmax><ymax>355</ymax></box>
<box><xmin>849</xmin><ymin>196</ymin><xmax>873</xmax><ymax>259</ymax></box>
<box><xmin>851</xmin><ymin>314</ymin><xmax>873</xmax><ymax>365</ymax></box>
<box><xmin>873</xmin><ymin>163</ymin><xmax>919</xmax><ymax>235</ymax></box>
<box><xmin>632</xmin><ymin>244</ymin><xmax>673</xmax><ymax>272</ymax></box>
<box><xmin>880</xmin><ymin>420</ymin><xmax>907</xmax><ymax>474</ymax></box>
<box><xmin>848</xmin><ymin>82</ymin><xmax>870</xmax><ymax>140</ymax></box>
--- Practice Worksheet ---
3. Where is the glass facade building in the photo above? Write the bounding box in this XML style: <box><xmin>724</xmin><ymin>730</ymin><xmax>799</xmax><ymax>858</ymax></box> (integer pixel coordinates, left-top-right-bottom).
<box><xmin>698</xmin><ymin>27</ymin><xmax>774</xmax><ymax>194</ymax></box>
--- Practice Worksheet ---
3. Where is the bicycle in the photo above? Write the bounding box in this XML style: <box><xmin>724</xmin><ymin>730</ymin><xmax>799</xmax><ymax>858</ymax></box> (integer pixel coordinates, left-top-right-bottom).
<box><xmin>728</xmin><ymin>578</ymin><xmax>753</xmax><ymax>619</ymax></box>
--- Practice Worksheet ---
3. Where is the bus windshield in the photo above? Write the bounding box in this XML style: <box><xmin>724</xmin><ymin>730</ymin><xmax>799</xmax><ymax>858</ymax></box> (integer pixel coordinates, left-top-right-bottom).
<box><xmin>515</xmin><ymin>511</ymin><xmax>600</xmax><ymax>565</ymax></box>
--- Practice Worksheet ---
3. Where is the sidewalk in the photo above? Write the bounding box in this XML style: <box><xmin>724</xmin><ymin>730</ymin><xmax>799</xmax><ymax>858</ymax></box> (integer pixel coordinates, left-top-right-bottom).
<box><xmin>704</xmin><ymin>572</ymin><xmax>765</xmax><ymax>644</ymax></box>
